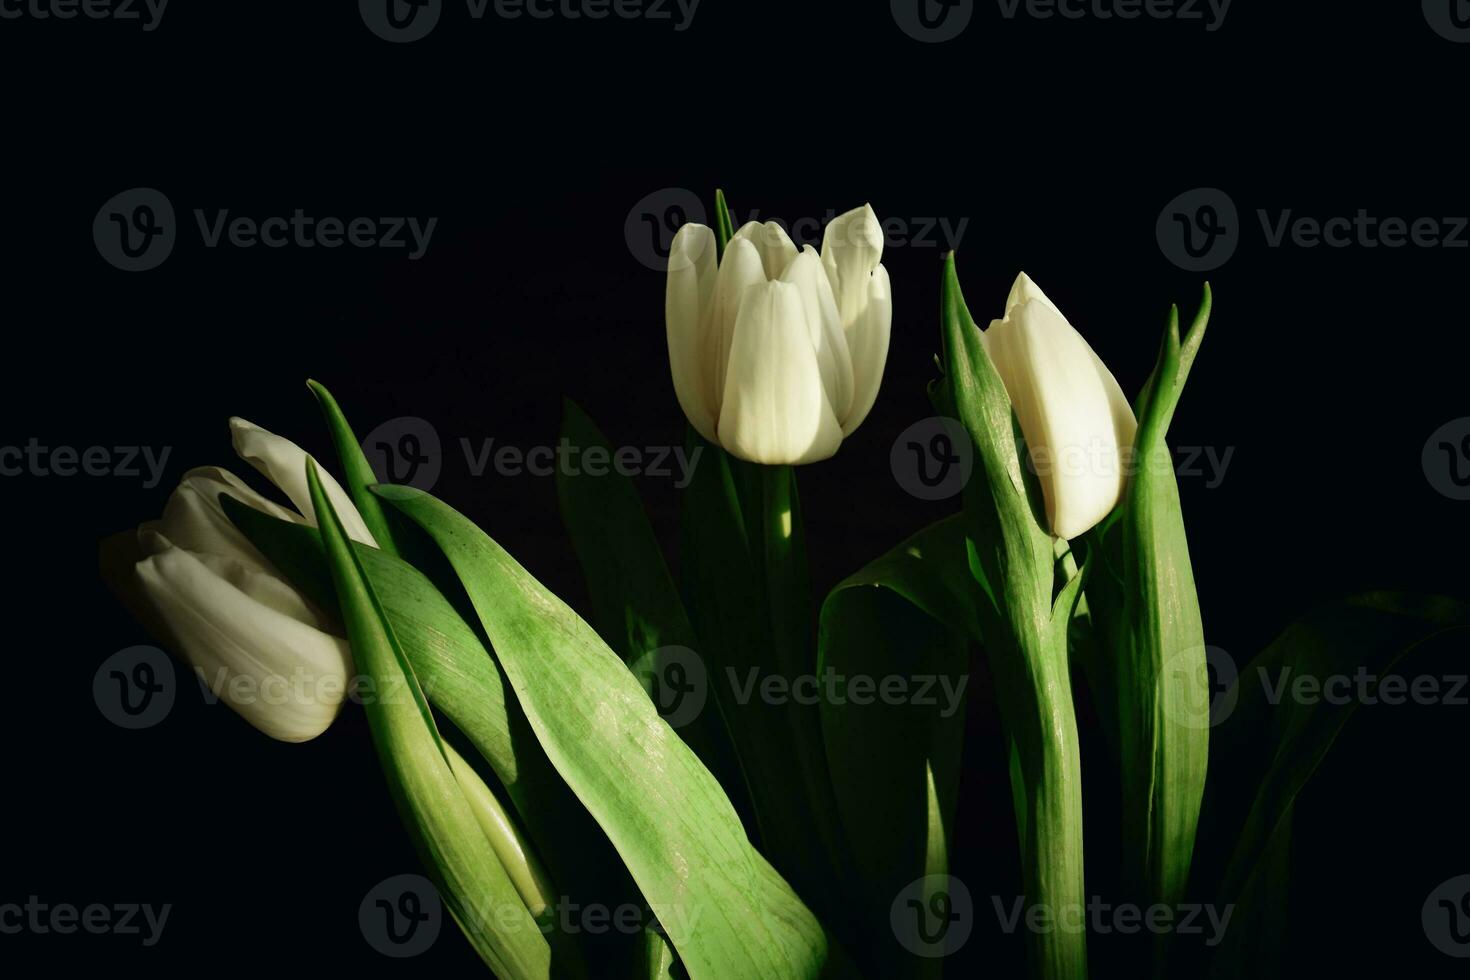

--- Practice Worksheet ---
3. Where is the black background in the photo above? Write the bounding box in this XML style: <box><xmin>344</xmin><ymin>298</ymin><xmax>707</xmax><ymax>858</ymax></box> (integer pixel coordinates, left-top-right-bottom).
<box><xmin>2</xmin><ymin>1</ymin><xmax>1468</xmax><ymax>976</ymax></box>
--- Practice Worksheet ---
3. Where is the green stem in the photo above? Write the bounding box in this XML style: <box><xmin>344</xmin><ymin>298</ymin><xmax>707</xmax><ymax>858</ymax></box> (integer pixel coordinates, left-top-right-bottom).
<box><xmin>753</xmin><ymin>464</ymin><xmax>849</xmax><ymax>915</ymax></box>
<box><xmin>1015</xmin><ymin>627</ymin><xmax>1088</xmax><ymax>980</ymax></box>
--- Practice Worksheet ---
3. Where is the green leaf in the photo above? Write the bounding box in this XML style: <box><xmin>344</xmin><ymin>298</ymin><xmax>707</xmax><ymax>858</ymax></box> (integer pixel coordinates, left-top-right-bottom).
<box><xmin>555</xmin><ymin>400</ymin><xmax>696</xmax><ymax>666</ymax></box>
<box><xmin>304</xmin><ymin>459</ymin><xmax>550</xmax><ymax>979</ymax></box>
<box><xmin>714</xmin><ymin>188</ymin><xmax>735</xmax><ymax>259</ymax></box>
<box><xmin>1200</xmin><ymin>592</ymin><xmax>1470</xmax><ymax>911</ymax></box>
<box><xmin>555</xmin><ymin>400</ymin><xmax>746</xmax><ymax>809</ymax></box>
<box><xmin>1083</xmin><ymin>290</ymin><xmax>1211</xmax><ymax>924</ymax></box>
<box><xmin>677</xmin><ymin>429</ymin><xmax>849</xmax><ymax>917</ymax></box>
<box><xmin>374</xmin><ymin>482</ymin><xmax>830</xmax><ymax>980</ymax></box>
<box><xmin>634</xmin><ymin>927</ymin><xmax>681</xmax><ymax>979</ymax></box>
<box><xmin>937</xmin><ymin>254</ymin><xmax>1087</xmax><ymax>980</ymax></box>
<box><xmin>817</xmin><ymin>514</ymin><xmax>975</xmax><ymax>976</ymax></box>
<box><xmin>306</xmin><ymin>379</ymin><xmax>404</xmax><ymax>558</ymax></box>
<box><xmin>223</xmin><ymin>495</ymin><xmax>635</xmax><ymax>967</ymax></box>
<box><xmin>1203</xmin><ymin>806</ymin><xmax>1291</xmax><ymax>980</ymax></box>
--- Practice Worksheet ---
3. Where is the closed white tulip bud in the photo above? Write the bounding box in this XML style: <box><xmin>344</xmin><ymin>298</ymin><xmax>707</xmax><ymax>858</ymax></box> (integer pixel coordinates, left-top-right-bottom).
<box><xmin>133</xmin><ymin>418</ymin><xmax>378</xmax><ymax>742</ymax></box>
<box><xmin>984</xmin><ymin>273</ymin><xmax>1137</xmax><ymax>540</ymax></box>
<box><xmin>665</xmin><ymin>204</ymin><xmax>892</xmax><ymax>465</ymax></box>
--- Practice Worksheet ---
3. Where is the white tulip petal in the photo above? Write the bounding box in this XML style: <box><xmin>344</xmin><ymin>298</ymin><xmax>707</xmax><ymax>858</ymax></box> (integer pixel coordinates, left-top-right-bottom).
<box><xmin>136</xmin><ymin>544</ymin><xmax>351</xmax><ymax>742</ymax></box>
<box><xmin>716</xmin><ymin>281</ymin><xmax>844</xmax><ymax>465</ymax></box>
<box><xmin>157</xmin><ymin>466</ymin><xmax>302</xmax><ymax>565</ymax></box>
<box><xmin>230</xmin><ymin>417</ymin><xmax>377</xmax><ymax>547</ymax></box>
<box><xmin>838</xmin><ymin>263</ymin><xmax>891</xmax><ymax>436</ymax></box>
<box><xmin>781</xmin><ymin>246</ymin><xmax>854</xmax><ymax>422</ymax></box>
<box><xmin>820</xmin><ymin>204</ymin><xmax>885</xmax><ymax>328</ymax></box>
<box><xmin>1088</xmin><ymin>346</ymin><xmax>1139</xmax><ymax>462</ymax></box>
<box><xmin>665</xmin><ymin>223</ymin><xmax>720</xmax><ymax>443</ymax></box>
<box><xmin>711</xmin><ymin>237</ymin><xmax>767</xmax><ymax>414</ymax></box>
<box><xmin>1005</xmin><ymin>273</ymin><xmax>1136</xmax><ymax>451</ymax></box>
<box><xmin>985</xmin><ymin>292</ymin><xmax>1133</xmax><ymax>540</ymax></box>
<box><xmin>1005</xmin><ymin>270</ymin><xmax>1065</xmax><ymax>321</ymax></box>
<box><xmin>732</xmin><ymin>220</ymin><xmax>799</xmax><ymax>280</ymax></box>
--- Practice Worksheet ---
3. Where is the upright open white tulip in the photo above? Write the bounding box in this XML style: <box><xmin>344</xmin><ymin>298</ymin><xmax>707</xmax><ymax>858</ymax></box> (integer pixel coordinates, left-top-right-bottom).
<box><xmin>666</xmin><ymin>204</ymin><xmax>892</xmax><ymax>464</ymax></box>
<box><xmin>984</xmin><ymin>273</ymin><xmax>1137</xmax><ymax>540</ymax></box>
<box><xmin>133</xmin><ymin>418</ymin><xmax>377</xmax><ymax>742</ymax></box>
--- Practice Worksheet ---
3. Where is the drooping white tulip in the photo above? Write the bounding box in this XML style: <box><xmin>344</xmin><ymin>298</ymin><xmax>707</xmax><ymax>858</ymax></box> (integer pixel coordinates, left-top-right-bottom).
<box><xmin>133</xmin><ymin>418</ymin><xmax>377</xmax><ymax>742</ymax></box>
<box><xmin>983</xmin><ymin>273</ymin><xmax>1137</xmax><ymax>540</ymax></box>
<box><xmin>666</xmin><ymin>204</ymin><xmax>892</xmax><ymax>465</ymax></box>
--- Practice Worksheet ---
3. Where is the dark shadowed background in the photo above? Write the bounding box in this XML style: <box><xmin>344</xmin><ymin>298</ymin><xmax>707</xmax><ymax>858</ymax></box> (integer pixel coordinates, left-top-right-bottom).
<box><xmin>2</xmin><ymin>1</ymin><xmax>1467</xmax><ymax>976</ymax></box>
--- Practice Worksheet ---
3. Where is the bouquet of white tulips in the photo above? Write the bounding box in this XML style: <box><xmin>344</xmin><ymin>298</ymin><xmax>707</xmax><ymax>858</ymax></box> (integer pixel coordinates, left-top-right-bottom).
<box><xmin>101</xmin><ymin>190</ymin><xmax>1470</xmax><ymax>980</ymax></box>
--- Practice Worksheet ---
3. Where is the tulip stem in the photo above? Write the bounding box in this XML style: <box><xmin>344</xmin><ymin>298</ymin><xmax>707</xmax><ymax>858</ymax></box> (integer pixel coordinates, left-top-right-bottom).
<box><xmin>748</xmin><ymin>462</ymin><xmax>849</xmax><ymax>919</ymax></box>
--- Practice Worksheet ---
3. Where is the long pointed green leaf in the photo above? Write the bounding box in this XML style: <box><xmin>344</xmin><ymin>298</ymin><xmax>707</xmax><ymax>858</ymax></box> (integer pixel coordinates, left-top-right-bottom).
<box><xmin>374</xmin><ymin>482</ymin><xmax>830</xmax><ymax>980</ymax></box>
<box><xmin>306</xmin><ymin>379</ymin><xmax>404</xmax><ymax>558</ymax></box>
<box><xmin>818</xmin><ymin>514</ymin><xmax>975</xmax><ymax>977</ymax></box>
<box><xmin>1084</xmin><ymin>289</ymin><xmax>1211</xmax><ymax>929</ymax></box>
<box><xmin>305</xmin><ymin>460</ymin><xmax>550</xmax><ymax>978</ymax></box>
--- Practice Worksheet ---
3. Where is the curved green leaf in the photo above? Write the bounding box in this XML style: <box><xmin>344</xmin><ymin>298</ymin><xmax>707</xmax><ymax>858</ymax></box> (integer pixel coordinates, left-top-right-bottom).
<box><xmin>555</xmin><ymin>400</ymin><xmax>746</xmax><ymax>810</ymax></box>
<box><xmin>375</xmin><ymin>483</ymin><xmax>829</xmax><ymax>980</ymax></box>
<box><xmin>223</xmin><ymin>495</ymin><xmax>634</xmax><ymax>970</ymax></box>
<box><xmin>306</xmin><ymin>460</ymin><xmax>550</xmax><ymax>978</ymax></box>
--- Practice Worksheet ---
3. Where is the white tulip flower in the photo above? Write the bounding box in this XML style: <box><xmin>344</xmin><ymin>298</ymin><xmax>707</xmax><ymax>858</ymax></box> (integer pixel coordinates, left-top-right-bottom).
<box><xmin>984</xmin><ymin>273</ymin><xmax>1138</xmax><ymax>540</ymax></box>
<box><xmin>133</xmin><ymin>418</ymin><xmax>377</xmax><ymax>742</ymax></box>
<box><xmin>666</xmin><ymin>204</ymin><xmax>892</xmax><ymax>465</ymax></box>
